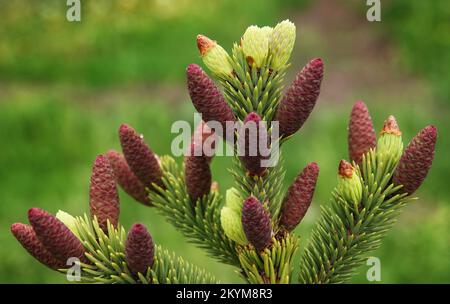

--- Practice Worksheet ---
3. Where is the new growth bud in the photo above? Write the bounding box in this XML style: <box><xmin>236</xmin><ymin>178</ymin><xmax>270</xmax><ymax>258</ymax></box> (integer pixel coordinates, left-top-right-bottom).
<box><xmin>241</xmin><ymin>25</ymin><xmax>270</xmax><ymax>67</ymax></box>
<box><xmin>348</xmin><ymin>101</ymin><xmax>377</xmax><ymax>164</ymax></box>
<box><xmin>393</xmin><ymin>125</ymin><xmax>437</xmax><ymax>195</ymax></box>
<box><xmin>337</xmin><ymin>160</ymin><xmax>362</xmax><ymax>204</ymax></box>
<box><xmin>269</xmin><ymin>20</ymin><xmax>296</xmax><ymax>70</ymax></box>
<box><xmin>377</xmin><ymin>115</ymin><xmax>403</xmax><ymax>165</ymax></box>
<box><xmin>221</xmin><ymin>188</ymin><xmax>248</xmax><ymax>245</ymax></box>
<box><xmin>197</xmin><ymin>34</ymin><xmax>233</xmax><ymax>76</ymax></box>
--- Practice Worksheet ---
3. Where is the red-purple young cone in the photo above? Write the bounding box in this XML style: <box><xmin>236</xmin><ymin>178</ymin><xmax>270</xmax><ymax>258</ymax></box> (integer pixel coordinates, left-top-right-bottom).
<box><xmin>119</xmin><ymin>124</ymin><xmax>163</xmax><ymax>189</ymax></box>
<box><xmin>125</xmin><ymin>223</ymin><xmax>155</xmax><ymax>275</ymax></box>
<box><xmin>279</xmin><ymin>162</ymin><xmax>319</xmax><ymax>231</ymax></box>
<box><xmin>188</xmin><ymin>121</ymin><xmax>217</xmax><ymax>163</ymax></box>
<box><xmin>186</xmin><ymin>64</ymin><xmax>235</xmax><ymax>130</ymax></box>
<box><xmin>275</xmin><ymin>58</ymin><xmax>323</xmax><ymax>138</ymax></box>
<box><xmin>242</xmin><ymin>197</ymin><xmax>273</xmax><ymax>251</ymax></box>
<box><xmin>11</xmin><ymin>223</ymin><xmax>66</xmax><ymax>270</ymax></box>
<box><xmin>107</xmin><ymin>150</ymin><xmax>151</xmax><ymax>206</ymax></box>
<box><xmin>90</xmin><ymin>155</ymin><xmax>120</xmax><ymax>231</ymax></box>
<box><xmin>184</xmin><ymin>151</ymin><xmax>212</xmax><ymax>203</ymax></box>
<box><xmin>393</xmin><ymin>125</ymin><xmax>437</xmax><ymax>195</ymax></box>
<box><xmin>239</xmin><ymin>112</ymin><xmax>269</xmax><ymax>176</ymax></box>
<box><xmin>348</xmin><ymin>101</ymin><xmax>377</xmax><ymax>164</ymax></box>
<box><xmin>28</xmin><ymin>208</ymin><xmax>86</xmax><ymax>264</ymax></box>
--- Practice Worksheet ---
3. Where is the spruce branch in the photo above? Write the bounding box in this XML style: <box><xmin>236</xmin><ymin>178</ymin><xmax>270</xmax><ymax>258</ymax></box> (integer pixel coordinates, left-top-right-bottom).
<box><xmin>298</xmin><ymin>103</ymin><xmax>437</xmax><ymax>284</ymax></box>
<box><xmin>149</xmin><ymin>156</ymin><xmax>240</xmax><ymax>266</ymax></box>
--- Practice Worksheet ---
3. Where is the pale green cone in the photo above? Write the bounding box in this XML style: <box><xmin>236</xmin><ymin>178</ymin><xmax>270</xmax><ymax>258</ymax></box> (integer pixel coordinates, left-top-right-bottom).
<box><xmin>269</xmin><ymin>20</ymin><xmax>296</xmax><ymax>70</ymax></box>
<box><xmin>197</xmin><ymin>34</ymin><xmax>233</xmax><ymax>77</ymax></box>
<box><xmin>241</xmin><ymin>25</ymin><xmax>270</xmax><ymax>67</ymax></box>
<box><xmin>376</xmin><ymin>115</ymin><xmax>403</xmax><ymax>166</ymax></box>
<box><xmin>220</xmin><ymin>207</ymin><xmax>248</xmax><ymax>245</ymax></box>
<box><xmin>225</xmin><ymin>187</ymin><xmax>243</xmax><ymax>213</ymax></box>
<box><xmin>337</xmin><ymin>160</ymin><xmax>362</xmax><ymax>204</ymax></box>
<box><xmin>56</xmin><ymin>210</ymin><xmax>78</xmax><ymax>235</ymax></box>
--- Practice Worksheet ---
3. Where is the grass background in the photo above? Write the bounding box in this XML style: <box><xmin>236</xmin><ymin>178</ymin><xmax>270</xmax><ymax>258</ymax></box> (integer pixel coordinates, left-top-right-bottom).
<box><xmin>0</xmin><ymin>0</ymin><xmax>448</xmax><ymax>283</ymax></box>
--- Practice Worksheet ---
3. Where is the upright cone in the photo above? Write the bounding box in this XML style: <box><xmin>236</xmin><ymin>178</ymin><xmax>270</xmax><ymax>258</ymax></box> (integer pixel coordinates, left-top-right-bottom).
<box><xmin>125</xmin><ymin>223</ymin><xmax>155</xmax><ymax>275</ymax></box>
<box><xmin>242</xmin><ymin>197</ymin><xmax>272</xmax><ymax>251</ymax></box>
<box><xmin>348</xmin><ymin>101</ymin><xmax>377</xmax><ymax>164</ymax></box>
<box><xmin>279</xmin><ymin>162</ymin><xmax>319</xmax><ymax>231</ymax></box>
<box><xmin>275</xmin><ymin>58</ymin><xmax>323</xmax><ymax>138</ymax></box>
<box><xmin>107</xmin><ymin>150</ymin><xmax>151</xmax><ymax>206</ymax></box>
<box><xmin>186</xmin><ymin>64</ymin><xmax>235</xmax><ymax>130</ymax></box>
<box><xmin>89</xmin><ymin>155</ymin><xmax>120</xmax><ymax>231</ymax></box>
<box><xmin>119</xmin><ymin>124</ymin><xmax>163</xmax><ymax>189</ymax></box>
<box><xmin>393</xmin><ymin>125</ymin><xmax>437</xmax><ymax>195</ymax></box>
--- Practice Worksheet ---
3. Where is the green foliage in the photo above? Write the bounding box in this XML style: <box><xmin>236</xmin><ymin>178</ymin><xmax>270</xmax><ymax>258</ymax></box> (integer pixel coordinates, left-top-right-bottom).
<box><xmin>298</xmin><ymin>148</ymin><xmax>412</xmax><ymax>283</ymax></box>
<box><xmin>149</xmin><ymin>156</ymin><xmax>239</xmax><ymax>266</ymax></box>
<box><xmin>60</xmin><ymin>214</ymin><xmax>218</xmax><ymax>284</ymax></box>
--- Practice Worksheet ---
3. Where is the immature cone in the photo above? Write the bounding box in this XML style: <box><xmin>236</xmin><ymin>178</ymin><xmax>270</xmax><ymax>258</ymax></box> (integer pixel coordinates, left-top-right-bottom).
<box><xmin>11</xmin><ymin>223</ymin><xmax>65</xmax><ymax>270</ymax></box>
<box><xmin>239</xmin><ymin>112</ymin><xmax>269</xmax><ymax>176</ymax></box>
<box><xmin>377</xmin><ymin>115</ymin><xmax>403</xmax><ymax>165</ymax></box>
<box><xmin>106</xmin><ymin>150</ymin><xmax>151</xmax><ymax>206</ymax></box>
<box><xmin>125</xmin><ymin>223</ymin><xmax>155</xmax><ymax>275</ymax></box>
<box><xmin>28</xmin><ymin>208</ymin><xmax>86</xmax><ymax>264</ymax></box>
<box><xmin>348</xmin><ymin>101</ymin><xmax>377</xmax><ymax>164</ymax></box>
<box><xmin>269</xmin><ymin>20</ymin><xmax>296</xmax><ymax>70</ymax></box>
<box><xmin>337</xmin><ymin>160</ymin><xmax>362</xmax><ymax>204</ymax></box>
<box><xmin>220</xmin><ymin>188</ymin><xmax>248</xmax><ymax>245</ymax></box>
<box><xmin>241</xmin><ymin>25</ymin><xmax>270</xmax><ymax>67</ymax></box>
<box><xmin>279</xmin><ymin>162</ymin><xmax>319</xmax><ymax>231</ymax></box>
<box><xmin>184</xmin><ymin>152</ymin><xmax>212</xmax><ymax>203</ymax></box>
<box><xmin>119</xmin><ymin>124</ymin><xmax>163</xmax><ymax>189</ymax></box>
<box><xmin>393</xmin><ymin>125</ymin><xmax>437</xmax><ymax>195</ymax></box>
<box><xmin>275</xmin><ymin>58</ymin><xmax>323</xmax><ymax>138</ymax></box>
<box><xmin>188</xmin><ymin>121</ymin><xmax>217</xmax><ymax>162</ymax></box>
<box><xmin>186</xmin><ymin>64</ymin><xmax>235</xmax><ymax>130</ymax></box>
<box><xmin>197</xmin><ymin>34</ymin><xmax>233</xmax><ymax>76</ymax></box>
<box><xmin>242</xmin><ymin>197</ymin><xmax>273</xmax><ymax>251</ymax></box>
<box><xmin>89</xmin><ymin>155</ymin><xmax>120</xmax><ymax>230</ymax></box>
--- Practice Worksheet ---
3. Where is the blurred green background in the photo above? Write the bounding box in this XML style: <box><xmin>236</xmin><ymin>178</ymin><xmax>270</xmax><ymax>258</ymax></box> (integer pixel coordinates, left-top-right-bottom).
<box><xmin>0</xmin><ymin>0</ymin><xmax>448</xmax><ymax>283</ymax></box>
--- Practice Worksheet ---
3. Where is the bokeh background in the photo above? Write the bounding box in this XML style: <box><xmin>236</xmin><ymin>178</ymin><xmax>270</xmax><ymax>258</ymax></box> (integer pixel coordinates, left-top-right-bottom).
<box><xmin>0</xmin><ymin>0</ymin><xmax>448</xmax><ymax>283</ymax></box>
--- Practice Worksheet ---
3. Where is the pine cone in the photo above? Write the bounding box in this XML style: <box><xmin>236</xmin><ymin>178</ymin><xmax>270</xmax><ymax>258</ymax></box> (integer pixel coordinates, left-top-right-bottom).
<box><xmin>275</xmin><ymin>58</ymin><xmax>323</xmax><ymax>138</ymax></box>
<box><xmin>11</xmin><ymin>223</ymin><xmax>65</xmax><ymax>270</ymax></box>
<box><xmin>89</xmin><ymin>155</ymin><xmax>120</xmax><ymax>231</ymax></box>
<box><xmin>119</xmin><ymin>124</ymin><xmax>163</xmax><ymax>189</ymax></box>
<box><xmin>238</xmin><ymin>112</ymin><xmax>269</xmax><ymax>176</ymax></box>
<box><xmin>106</xmin><ymin>150</ymin><xmax>151</xmax><ymax>206</ymax></box>
<box><xmin>188</xmin><ymin>121</ymin><xmax>217</xmax><ymax>163</ymax></box>
<box><xmin>125</xmin><ymin>223</ymin><xmax>155</xmax><ymax>275</ymax></box>
<box><xmin>28</xmin><ymin>208</ymin><xmax>86</xmax><ymax>264</ymax></box>
<box><xmin>348</xmin><ymin>101</ymin><xmax>377</xmax><ymax>164</ymax></box>
<box><xmin>184</xmin><ymin>152</ymin><xmax>212</xmax><ymax>203</ymax></box>
<box><xmin>279</xmin><ymin>162</ymin><xmax>319</xmax><ymax>231</ymax></box>
<box><xmin>242</xmin><ymin>197</ymin><xmax>273</xmax><ymax>251</ymax></box>
<box><xmin>393</xmin><ymin>125</ymin><xmax>437</xmax><ymax>195</ymax></box>
<box><xmin>186</xmin><ymin>64</ymin><xmax>235</xmax><ymax>130</ymax></box>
